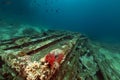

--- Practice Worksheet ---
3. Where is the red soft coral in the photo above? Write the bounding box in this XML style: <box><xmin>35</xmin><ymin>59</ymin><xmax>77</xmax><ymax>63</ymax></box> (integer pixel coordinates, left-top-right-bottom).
<box><xmin>45</xmin><ymin>53</ymin><xmax>64</xmax><ymax>68</ymax></box>
<box><xmin>45</xmin><ymin>53</ymin><xmax>56</xmax><ymax>67</ymax></box>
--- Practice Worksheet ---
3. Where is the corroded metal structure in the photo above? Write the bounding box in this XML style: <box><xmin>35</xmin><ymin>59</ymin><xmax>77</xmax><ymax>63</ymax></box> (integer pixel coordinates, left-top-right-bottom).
<box><xmin>0</xmin><ymin>30</ymin><xmax>119</xmax><ymax>80</ymax></box>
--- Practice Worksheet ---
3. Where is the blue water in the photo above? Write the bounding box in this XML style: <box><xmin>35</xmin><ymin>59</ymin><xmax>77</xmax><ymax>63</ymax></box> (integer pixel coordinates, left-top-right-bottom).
<box><xmin>0</xmin><ymin>0</ymin><xmax>120</xmax><ymax>43</ymax></box>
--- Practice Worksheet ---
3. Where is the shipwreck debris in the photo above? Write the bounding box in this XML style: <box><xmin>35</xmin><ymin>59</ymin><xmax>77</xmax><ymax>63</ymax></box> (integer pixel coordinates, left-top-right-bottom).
<box><xmin>0</xmin><ymin>30</ymin><xmax>119</xmax><ymax>80</ymax></box>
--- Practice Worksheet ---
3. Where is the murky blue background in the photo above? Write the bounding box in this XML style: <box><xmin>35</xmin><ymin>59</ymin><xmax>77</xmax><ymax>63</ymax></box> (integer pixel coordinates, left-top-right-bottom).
<box><xmin>0</xmin><ymin>0</ymin><xmax>120</xmax><ymax>43</ymax></box>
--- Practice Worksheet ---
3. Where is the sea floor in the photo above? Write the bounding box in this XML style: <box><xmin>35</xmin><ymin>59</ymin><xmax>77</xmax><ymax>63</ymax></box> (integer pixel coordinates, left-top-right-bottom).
<box><xmin>91</xmin><ymin>41</ymin><xmax>120</xmax><ymax>79</ymax></box>
<box><xmin>0</xmin><ymin>21</ymin><xmax>120</xmax><ymax>80</ymax></box>
<box><xmin>0</xmin><ymin>21</ymin><xmax>48</xmax><ymax>40</ymax></box>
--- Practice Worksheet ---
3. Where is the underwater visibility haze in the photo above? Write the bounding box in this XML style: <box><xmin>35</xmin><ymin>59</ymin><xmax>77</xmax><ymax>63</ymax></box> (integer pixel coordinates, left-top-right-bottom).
<box><xmin>0</xmin><ymin>0</ymin><xmax>120</xmax><ymax>43</ymax></box>
<box><xmin>0</xmin><ymin>0</ymin><xmax>120</xmax><ymax>80</ymax></box>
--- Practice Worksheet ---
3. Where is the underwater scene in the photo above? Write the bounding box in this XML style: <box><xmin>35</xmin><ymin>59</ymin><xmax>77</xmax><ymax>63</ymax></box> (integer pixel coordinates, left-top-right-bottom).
<box><xmin>0</xmin><ymin>0</ymin><xmax>120</xmax><ymax>80</ymax></box>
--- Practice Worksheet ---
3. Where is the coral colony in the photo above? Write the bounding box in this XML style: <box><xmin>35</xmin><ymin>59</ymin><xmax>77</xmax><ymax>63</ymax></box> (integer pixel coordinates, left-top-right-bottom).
<box><xmin>8</xmin><ymin>49</ymin><xmax>65</xmax><ymax>80</ymax></box>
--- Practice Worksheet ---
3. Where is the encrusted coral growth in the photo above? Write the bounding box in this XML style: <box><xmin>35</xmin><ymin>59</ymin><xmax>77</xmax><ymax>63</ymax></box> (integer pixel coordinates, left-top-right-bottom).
<box><xmin>9</xmin><ymin>55</ymin><xmax>49</xmax><ymax>80</ymax></box>
<box><xmin>25</xmin><ymin>61</ymin><xmax>51</xmax><ymax>80</ymax></box>
<box><xmin>3</xmin><ymin>48</ymin><xmax>65</xmax><ymax>80</ymax></box>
